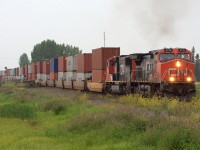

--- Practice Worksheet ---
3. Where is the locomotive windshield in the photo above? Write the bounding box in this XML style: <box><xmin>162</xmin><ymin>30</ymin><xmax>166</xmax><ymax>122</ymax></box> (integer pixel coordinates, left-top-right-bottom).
<box><xmin>160</xmin><ymin>53</ymin><xmax>175</xmax><ymax>62</ymax></box>
<box><xmin>177</xmin><ymin>53</ymin><xmax>190</xmax><ymax>61</ymax></box>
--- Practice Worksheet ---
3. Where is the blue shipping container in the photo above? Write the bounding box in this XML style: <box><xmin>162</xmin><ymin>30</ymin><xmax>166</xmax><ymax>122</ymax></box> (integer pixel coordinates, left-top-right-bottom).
<box><xmin>50</xmin><ymin>58</ymin><xmax>58</xmax><ymax>72</ymax></box>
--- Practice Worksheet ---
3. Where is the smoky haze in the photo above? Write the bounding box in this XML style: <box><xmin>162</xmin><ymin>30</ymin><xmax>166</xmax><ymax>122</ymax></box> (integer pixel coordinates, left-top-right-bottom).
<box><xmin>114</xmin><ymin>0</ymin><xmax>189</xmax><ymax>47</ymax></box>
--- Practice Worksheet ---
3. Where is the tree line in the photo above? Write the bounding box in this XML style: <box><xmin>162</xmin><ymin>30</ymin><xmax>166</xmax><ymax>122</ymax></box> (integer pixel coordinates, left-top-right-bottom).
<box><xmin>19</xmin><ymin>39</ymin><xmax>82</xmax><ymax>67</ymax></box>
<box><xmin>192</xmin><ymin>47</ymin><xmax>200</xmax><ymax>81</ymax></box>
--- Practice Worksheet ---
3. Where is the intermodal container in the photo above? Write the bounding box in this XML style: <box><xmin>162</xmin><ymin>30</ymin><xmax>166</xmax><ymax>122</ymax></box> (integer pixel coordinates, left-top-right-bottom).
<box><xmin>77</xmin><ymin>53</ymin><xmax>92</xmax><ymax>73</ymax></box>
<box><xmin>24</xmin><ymin>65</ymin><xmax>28</xmax><ymax>80</ymax></box>
<box><xmin>28</xmin><ymin>73</ymin><xmax>32</xmax><ymax>81</ymax></box>
<box><xmin>16</xmin><ymin>68</ymin><xmax>19</xmax><ymax>76</ymax></box>
<box><xmin>66</xmin><ymin>56</ymin><xmax>77</xmax><ymax>72</ymax></box>
<box><xmin>10</xmin><ymin>69</ymin><xmax>13</xmax><ymax>76</ymax></box>
<box><xmin>37</xmin><ymin>62</ymin><xmax>43</xmax><ymax>73</ymax></box>
<box><xmin>50</xmin><ymin>58</ymin><xmax>58</xmax><ymax>72</ymax></box>
<box><xmin>7</xmin><ymin>69</ymin><xmax>11</xmax><ymax>76</ymax></box>
<box><xmin>19</xmin><ymin>67</ymin><xmax>23</xmax><ymax>76</ymax></box>
<box><xmin>58</xmin><ymin>72</ymin><xmax>67</xmax><ymax>81</ymax></box>
<box><xmin>74</xmin><ymin>55</ymin><xmax>78</xmax><ymax>71</ymax></box>
<box><xmin>31</xmin><ymin>73</ymin><xmax>37</xmax><ymax>81</ymax></box>
<box><xmin>50</xmin><ymin>72</ymin><xmax>58</xmax><ymax>80</ymax></box>
<box><xmin>92</xmin><ymin>70</ymin><xmax>106</xmax><ymax>82</ymax></box>
<box><xmin>58</xmin><ymin>56</ymin><xmax>67</xmax><ymax>72</ymax></box>
<box><xmin>32</xmin><ymin>63</ymin><xmax>37</xmax><ymax>74</ymax></box>
<box><xmin>14</xmin><ymin>68</ymin><xmax>17</xmax><ymax>76</ymax></box>
<box><xmin>28</xmin><ymin>65</ymin><xmax>32</xmax><ymax>74</ymax></box>
<box><xmin>38</xmin><ymin>73</ymin><xmax>49</xmax><ymax>81</ymax></box>
<box><xmin>92</xmin><ymin>47</ymin><xmax>120</xmax><ymax>70</ymax></box>
<box><xmin>76</xmin><ymin>73</ymin><xmax>91</xmax><ymax>81</ymax></box>
<box><xmin>66</xmin><ymin>72</ymin><xmax>76</xmax><ymax>80</ymax></box>
<box><xmin>42</xmin><ymin>61</ymin><xmax>50</xmax><ymax>74</ymax></box>
<box><xmin>37</xmin><ymin>73</ymin><xmax>42</xmax><ymax>80</ymax></box>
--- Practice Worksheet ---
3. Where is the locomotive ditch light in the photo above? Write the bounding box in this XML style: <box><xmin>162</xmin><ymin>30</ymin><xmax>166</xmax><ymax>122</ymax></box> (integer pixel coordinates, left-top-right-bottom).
<box><xmin>176</xmin><ymin>61</ymin><xmax>181</xmax><ymax>68</ymax></box>
<box><xmin>186</xmin><ymin>77</ymin><xmax>192</xmax><ymax>82</ymax></box>
<box><xmin>179</xmin><ymin>48</ymin><xmax>186</xmax><ymax>52</ymax></box>
<box><xmin>164</xmin><ymin>48</ymin><xmax>173</xmax><ymax>52</ymax></box>
<box><xmin>169</xmin><ymin>77</ymin><xmax>175</xmax><ymax>82</ymax></box>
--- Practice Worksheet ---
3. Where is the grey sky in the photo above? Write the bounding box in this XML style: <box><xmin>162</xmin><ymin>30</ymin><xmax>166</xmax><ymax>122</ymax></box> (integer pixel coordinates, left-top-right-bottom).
<box><xmin>0</xmin><ymin>0</ymin><xmax>200</xmax><ymax>69</ymax></box>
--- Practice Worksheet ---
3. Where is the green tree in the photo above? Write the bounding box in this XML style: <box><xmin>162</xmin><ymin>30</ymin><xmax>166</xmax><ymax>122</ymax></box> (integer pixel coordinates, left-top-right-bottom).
<box><xmin>192</xmin><ymin>46</ymin><xmax>195</xmax><ymax>63</ymax></box>
<box><xmin>19</xmin><ymin>53</ymin><xmax>30</xmax><ymax>67</ymax></box>
<box><xmin>31</xmin><ymin>39</ymin><xmax>82</xmax><ymax>62</ymax></box>
<box><xmin>195</xmin><ymin>53</ymin><xmax>200</xmax><ymax>81</ymax></box>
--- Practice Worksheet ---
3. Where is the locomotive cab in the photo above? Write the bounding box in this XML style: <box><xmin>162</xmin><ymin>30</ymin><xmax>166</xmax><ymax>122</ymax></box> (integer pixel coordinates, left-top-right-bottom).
<box><xmin>158</xmin><ymin>48</ymin><xmax>196</xmax><ymax>100</ymax></box>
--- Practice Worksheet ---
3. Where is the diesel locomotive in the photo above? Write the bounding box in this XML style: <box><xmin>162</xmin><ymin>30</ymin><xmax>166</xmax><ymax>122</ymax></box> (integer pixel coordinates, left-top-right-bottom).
<box><xmin>105</xmin><ymin>48</ymin><xmax>196</xmax><ymax>101</ymax></box>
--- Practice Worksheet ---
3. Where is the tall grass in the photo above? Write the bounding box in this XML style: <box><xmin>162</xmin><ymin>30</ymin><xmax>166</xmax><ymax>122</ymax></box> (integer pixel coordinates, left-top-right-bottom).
<box><xmin>0</xmin><ymin>103</ymin><xmax>36</xmax><ymax>119</ymax></box>
<box><xmin>0</xmin><ymin>81</ymin><xmax>200</xmax><ymax>149</ymax></box>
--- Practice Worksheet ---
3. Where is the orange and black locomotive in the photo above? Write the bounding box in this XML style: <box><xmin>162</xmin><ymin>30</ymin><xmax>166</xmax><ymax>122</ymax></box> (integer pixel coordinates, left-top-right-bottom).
<box><xmin>105</xmin><ymin>48</ymin><xmax>196</xmax><ymax>101</ymax></box>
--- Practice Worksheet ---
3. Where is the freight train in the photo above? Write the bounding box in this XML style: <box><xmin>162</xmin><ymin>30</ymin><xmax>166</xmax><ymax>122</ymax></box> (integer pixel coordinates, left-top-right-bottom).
<box><xmin>0</xmin><ymin>47</ymin><xmax>196</xmax><ymax>101</ymax></box>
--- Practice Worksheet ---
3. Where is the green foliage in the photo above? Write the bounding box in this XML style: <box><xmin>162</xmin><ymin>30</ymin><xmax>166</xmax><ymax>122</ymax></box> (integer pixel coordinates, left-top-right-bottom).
<box><xmin>18</xmin><ymin>53</ymin><xmax>30</xmax><ymax>67</ymax></box>
<box><xmin>195</xmin><ymin>59</ymin><xmax>200</xmax><ymax>81</ymax></box>
<box><xmin>1</xmin><ymin>81</ymin><xmax>200</xmax><ymax>149</ymax></box>
<box><xmin>31</xmin><ymin>39</ymin><xmax>82</xmax><ymax>62</ymax></box>
<box><xmin>42</xmin><ymin>99</ymin><xmax>69</xmax><ymax>115</ymax></box>
<box><xmin>192</xmin><ymin>46</ymin><xmax>195</xmax><ymax>63</ymax></box>
<box><xmin>159</xmin><ymin>128</ymin><xmax>200</xmax><ymax>150</ymax></box>
<box><xmin>0</xmin><ymin>103</ymin><xmax>36</xmax><ymax>119</ymax></box>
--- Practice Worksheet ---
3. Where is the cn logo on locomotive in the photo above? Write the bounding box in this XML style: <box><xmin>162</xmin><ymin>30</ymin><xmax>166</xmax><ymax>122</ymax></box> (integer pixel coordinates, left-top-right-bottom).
<box><xmin>168</xmin><ymin>68</ymin><xmax>188</xmax><ymax>77</ymax></box>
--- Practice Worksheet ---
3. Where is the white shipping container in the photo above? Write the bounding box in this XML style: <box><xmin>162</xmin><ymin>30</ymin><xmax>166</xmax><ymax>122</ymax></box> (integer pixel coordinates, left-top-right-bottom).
<box><xmin>19</xmin><ymin>68</ymin><xmax>23</xmax><ymax>75</ymax></box>
<box><xmin>37</xmin><ymin>73</ymin><xmax>42</xmax><ymax>80</ymax></box>
<box><xmin>66</xmin><ymin>56</ymin><xmax>78</xmax><ymax>72</ymax></box>
<box><xmin>58</xmin><ymin>72</ymin><xmax>67</xmax><ymax>80</ymax></box>
<box><xmin>76</xmin><ymin>73</ymin><xmax>91</xmax><ymax>81</ymax></box>
<box><xmin>41</xmin><ymin>74</ymin><xmax>50</xmax><ymax>81</ymax></box>
<box><xmin>18</xmin><ymin>75</ymin><xmax>23</xmax><ymax>80</ymax></box>
<box><xmin>28</xmin><ymin>65</ymin><xmax>32</xmax><ymax>73</ymax></box>
<box><xmin>66</xmin><ymin>72</ymin><xmax>77</xmax><ymax>80</ymax></box>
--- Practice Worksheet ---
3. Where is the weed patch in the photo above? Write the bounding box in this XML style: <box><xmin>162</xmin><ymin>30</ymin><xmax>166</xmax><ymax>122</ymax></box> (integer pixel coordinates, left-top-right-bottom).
<box><xmin>42</xmin><ymin>99</ymin><xmax>70</xmax><ymax>115</ymax></box>
<box><xmin>0</xmin><ymin>103</ymin><xmax>36</xmax><ymax>119</ymax></box>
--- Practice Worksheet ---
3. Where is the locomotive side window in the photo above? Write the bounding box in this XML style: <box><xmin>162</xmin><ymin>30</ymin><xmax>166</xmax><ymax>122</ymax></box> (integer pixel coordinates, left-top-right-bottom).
<box><xmin>160</xmin><ymin>53</ymin><xmax>175</xmax><ymax>62</ymax></box>
<box><xmin>177</xmin><ymin>53</ymin><xmax>190</xmax><ymax>61</ymax></box>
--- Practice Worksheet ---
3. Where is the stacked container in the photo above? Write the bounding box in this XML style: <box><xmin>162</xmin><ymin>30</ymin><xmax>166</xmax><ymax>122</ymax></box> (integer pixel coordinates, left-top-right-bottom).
<box><xmin>36</xmin><ymin>62</ymin><xmax>43</xmax><ymax>80</ymax></box>
<box><xmin>10</xmin><ymin>69</ymin><xmax>14</xmax><ymax>79</ymax></box>
<box><xmin>19</xmin><ymin>67</ymin><xmax>24</xmax><ymax>80</ymax></box>
<box><xmin>58</xmin><ymin>56</ymin><xmax>67</xmax><ymax>80</ymax></box>
<box><xmin>92</xmin><ymin>47</ymin><xmax>120</xmax><ymax>82</ymax></box>
<box><xmin>16</xmin><ymin>67</ymin><xmax>19</xmax><ymax>80</ymax></box>
<box><xmin>24</xmin><ymin>65</ymin><xmax>28</xmax><ymax>80</ymax></box>
<box><xmin>50</xmin><ymin>58</ymin><xmax>58</xmax><ymax>80</ymax></box>
<box><xmin>66</xmin><ymin>55</ymin><xmax>77</xmax><ymax>80</ymax></box>
<box><xmin>72</xmin><ymin>53</ymin><xmax>92</xmax><ymax>90</ymax></box>
<box><xmin>28</xmin><ymin>65</ymin><xmax>32</xmax><ymax>81</ymax></box>
<box><xmin>42</xmin><ymin>61</ymin><xmax>50</xmax><ymax>81</ymax></box>
<box><xmin>6</xmin><ymin>69</ymin><xmax>10</xmax><ymax>80</ymax></box>
<box><xmin>13</xmin><ymin>68</ymin><xmax>17</xmax><ymax>79</ymax></box>
<box><xmin>76</xmin><ymin>53</ymin><xmax>92</xmax><ymax>81</ymax></box>
<box><xmin>31</xmin><ymin>63</ymin><xmax>37</xmax><ymax>81</ymax></box>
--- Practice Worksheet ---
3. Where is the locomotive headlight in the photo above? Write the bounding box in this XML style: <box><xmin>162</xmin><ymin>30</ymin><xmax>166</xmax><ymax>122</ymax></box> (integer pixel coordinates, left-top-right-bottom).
<box><xmin>176</xmin><ymin>61</ymin><xmax>181</xmax><ymax>68</ymax></box>
<box><xmin>169</xmin><ymin>77</ymin><xmax>175</xmax><ymax>82</ymax></box>
<box><xmin>186</xmin><ymin>77</ymin><xmax>192</xmax><ymax>82</ymax></box>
